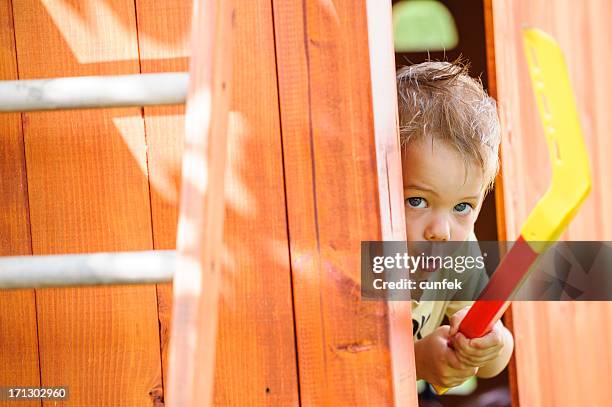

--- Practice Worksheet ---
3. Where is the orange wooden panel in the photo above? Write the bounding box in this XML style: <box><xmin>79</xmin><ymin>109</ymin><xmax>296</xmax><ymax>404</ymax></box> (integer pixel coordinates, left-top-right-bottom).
<box><xmin>490</xmin><ymin>0</ymin><xmax>612</xmax><ymax>405</ymax></box>
<box><xmin>273</xmin><ymin>0</ymin><xmax>417</xmax><ymax>404</ymax></box>
<box><xmin>365</xmin><ymin>0</ymin><xmax>418</xmax><ymax>403</ymax></box>
<box><xmin>483</xmin><ymin>2</ymin><xmax>522</xmax><ymax>406</ymax></box>
<box><xmin>166</xmin><ymin>0</ymin><xmax>231</xmax><ymax>404</ymax></box>
<box><xmin>134</xmin><ymin>0</ymin><xmax>191</xmax><ymax>392</ymax></box>
<box><xmin>167</xmin><ymin>0</ymin><xmax>300</xmax><ymax>404</ymax></box>
<box><xmin>212</xmin><ymin>0</ymin><xmax>300</xmax><ymax>403</ymax></box>
<box><xmin>11</xmin><ymin>0</ymin><xmax>162</xmax><ymax>405</ymax></box>
<box><xmin>0</xmin><ymin>2</ymin><xmax>41</xmax><ymax>405</ymax></box>
<box><xmin>136</xmin><ymin>0</ymin><xmax>190</xmax><ymax>251</ymax></box>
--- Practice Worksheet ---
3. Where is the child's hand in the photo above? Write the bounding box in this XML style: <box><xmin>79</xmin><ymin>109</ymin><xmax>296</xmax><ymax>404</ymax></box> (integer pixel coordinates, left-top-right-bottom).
<box><xmin>414</xmin><ymin>325</ymin><xmax>478</xmax><ymax>388</ymax></box>
<box><xmin>449</xmin><ymin>307</ymin><xmax>505</xmax><ymax>368</ymax></box>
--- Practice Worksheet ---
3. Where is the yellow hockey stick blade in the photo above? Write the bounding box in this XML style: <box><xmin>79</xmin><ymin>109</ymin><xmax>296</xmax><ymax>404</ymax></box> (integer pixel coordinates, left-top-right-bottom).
<box><xmin>520</xmin><ymin>28</ymin><xmax>592</xmax><ymax>253</ymax></box>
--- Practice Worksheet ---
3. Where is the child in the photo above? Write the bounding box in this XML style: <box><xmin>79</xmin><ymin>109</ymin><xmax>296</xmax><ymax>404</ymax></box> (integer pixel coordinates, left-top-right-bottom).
<box><xmin>397</xmin><ymin>60</ymin><xmax>514</xmax><ymax>388</ymax></box>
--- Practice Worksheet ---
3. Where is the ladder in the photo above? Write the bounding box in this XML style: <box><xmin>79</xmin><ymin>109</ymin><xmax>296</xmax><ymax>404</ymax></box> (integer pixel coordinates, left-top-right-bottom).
<box><xmin>0</xmin><ymin>0</ymin><xmax>232</xmax><ymax>405</ymax></box>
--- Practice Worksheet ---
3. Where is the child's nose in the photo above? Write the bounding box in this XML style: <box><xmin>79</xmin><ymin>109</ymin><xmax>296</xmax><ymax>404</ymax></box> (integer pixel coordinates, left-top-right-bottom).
<box><xmin>424</xmin><ymin>215</ymin><xmax>450</xmax><ymax>241</ymax></box>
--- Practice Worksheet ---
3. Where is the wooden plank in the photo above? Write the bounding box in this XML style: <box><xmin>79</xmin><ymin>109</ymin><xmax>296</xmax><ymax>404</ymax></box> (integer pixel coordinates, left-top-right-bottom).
<box><xmin>482</xmin><ymin>2</ymin><xmax>522</xmax><ymax>406</ymax></box>
<box><xmin>490</xmin><ymin>1</ymin><xmax>612</xmax><ymax>405</ymax></box>
<box><xmin>135</xmin><ymin>0</ymin><xmax>190</xmax><ymax>250</ymax></box>
<box><xmin>211</xmin><ymin>0</ymin><xmax>300</xmax><ymax>404</ymax></box>
<box><xmin>167</xmin><ymin>0</ymin><xmax>300</xmax><ymax>404</ymax></box>
<box><xmin>365</xmin><ymin>0</ymin><xmax>418</xmax><ymax>404</ymax></box>
<box><xmin>166</xmin><ymin>0</ymin><xmax>232</xmax><ymax>405</ymax></box>
<box><xmin>483</xmin><ymin>0</ymin><xmax>508</xmax><ymax>243</ymax></box>
<box><xmin>11</xmin><ymin>0</ymin><xmax>162</xmax><ymax>405</ymax></box>
<box><xmin>0</xmin><ymin>1</ymin><xmax>41</xmax><ymax>405</ymax></box>
<box><xmin>134</xmin><ymin>0</ymin><xmax>191</xmax><ymax>393</ymax></box>
<box><xmin>273</xmin><ymin>0</ymin><xmax>417</xmax><ymax>404</ymax></box>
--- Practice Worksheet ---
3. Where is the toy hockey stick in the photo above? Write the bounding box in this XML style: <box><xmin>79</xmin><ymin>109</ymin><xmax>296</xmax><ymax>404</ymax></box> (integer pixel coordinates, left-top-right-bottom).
<box><xmin>433</xmin><ymin>28</ymin><xmax>592</xmax><ymax>395</ymax></box>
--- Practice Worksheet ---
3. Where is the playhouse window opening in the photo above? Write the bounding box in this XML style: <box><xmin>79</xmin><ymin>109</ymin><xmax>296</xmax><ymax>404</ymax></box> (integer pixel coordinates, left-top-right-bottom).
<box><xmin>393</xmin><ymin>0</ymin><xmax>511</xmax><ymax>404</ymax></box>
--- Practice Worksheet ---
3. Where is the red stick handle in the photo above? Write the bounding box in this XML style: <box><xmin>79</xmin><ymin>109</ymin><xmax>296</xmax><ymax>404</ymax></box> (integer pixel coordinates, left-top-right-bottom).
<box><xmin>458</xmin><ymin>236</ymin><xmax>539</xmax><ymax>338</ymax></box>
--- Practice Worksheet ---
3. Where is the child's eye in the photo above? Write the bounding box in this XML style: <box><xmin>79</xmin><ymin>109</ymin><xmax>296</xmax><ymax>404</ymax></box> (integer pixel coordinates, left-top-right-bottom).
<box><xmin>406</xmin><ymin>197</ymin><xmax>427</xmax><ymax>208</ymax></box>
<box><xmin>453</xmin><ymin>202</ymin><xmax>473</xmax><ymax>214</ymax></box>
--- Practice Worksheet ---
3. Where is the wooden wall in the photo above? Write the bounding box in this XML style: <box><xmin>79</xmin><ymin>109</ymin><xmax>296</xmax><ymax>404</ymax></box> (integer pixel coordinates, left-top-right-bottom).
<box><xmin>273</xmin><ymin>0</ymin><xmax>416</xmax><ymax>404</ymax></box>
<box><xmin>0</xmin><ymin>0</ymin><xmax>417</xmax><ymax>405</ymax></box>
<box><xmin>489</xmin><ymin>0</ymin><xmax>612</xmax><ymax>406</ymax></box>
<box><xmin>0</xmin><ymin>2</ymin><xmax>40</xmax><ymax>406</ymax></box>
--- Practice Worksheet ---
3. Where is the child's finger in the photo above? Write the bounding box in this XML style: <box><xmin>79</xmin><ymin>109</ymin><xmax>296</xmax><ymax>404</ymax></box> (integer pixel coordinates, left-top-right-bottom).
<box><xmin>454</xmin><ymin>347</ymin><xmax>499</xmax><ymax>367</ymax></box>
<box><xmin>452</xmin><ymin>333</ymin><xmax>502</xmax><ymax>365</ymax></box>
<box><xmin>449</xmin><ymin>306</ymin><xmax>470</xmax><ymax>336</ymax></box>
<box><xmin>446</xmin><ymin>342</ymin><xmax>485</xmax><ymax>369</ymax></box>
<box><xmin>445</xmin><ymin>346</ymin><xmax>467</xmax><ymax>370</ymax></box>
<box><xmin>468</xmin><ymin>320</ymin><xmax>504</xmax><ymax>348</ymax></box>
<box><xmin>441</xmin><ymin>346</ymin><xmax>479</xmax><ymax>385</ymax></box>
<box><xmin>450</xmin><ymin>333</ymin><xmax>473</xmax><ymax>353</ymax></box>
<box><xmin>451</xmin><ymin>333</ymin><xmax>494</xmax><ymax>356</ymax></box>
<box><xmin>455</xmin><ymin>349</ymin><xmax>500</xmax><ymax>367</ymax></box>
<box><xmin>454</xmin><ymin>345</ymin><xmax>501</xmax><ymax>367</ymax></box>
<box><xmin>469</xmin><ymin>329</ymin><xmax>504</xmax><ymax>350</ymax></box>
<box><xmin>445</xmin><ymin>344</ymin><xmax>474</xmax><ymax>371</ymax></box>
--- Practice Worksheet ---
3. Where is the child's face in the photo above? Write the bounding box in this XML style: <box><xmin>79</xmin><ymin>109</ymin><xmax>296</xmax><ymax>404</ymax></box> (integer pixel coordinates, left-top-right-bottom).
<box><xmin>402</xmin><ymin>139</ymin><xmax>485</xmax><ymax>242</ymax></box>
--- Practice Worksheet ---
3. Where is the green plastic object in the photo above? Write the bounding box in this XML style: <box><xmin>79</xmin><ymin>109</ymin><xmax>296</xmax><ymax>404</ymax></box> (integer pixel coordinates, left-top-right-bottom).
<box><xmin>393</xmin><ymin>0</ymin><xmax>458</xmax><ymax>52</ymax></box>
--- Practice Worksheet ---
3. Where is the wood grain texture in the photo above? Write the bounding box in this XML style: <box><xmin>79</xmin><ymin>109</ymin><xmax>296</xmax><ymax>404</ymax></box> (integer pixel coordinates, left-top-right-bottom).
<box><xmin>483</xmin><ymin>2</ymin><xmax>522</xmax><ymax>406</ymax></box>
<box><xmin>11</xmin><ymin>0</ymin><xmax>162</xmax><ymax>405</ymax></box>
<box><xmin>166</xmin><ymin>0</ymin><xmax>230</xmax><ymax>404</ymax></box>
<box><xmin>168</xmin><ymin>0</ymin><xmax>300</xmax><ymax>404</ymax></box>
<box><xmin>490</xmin><ymin>1</ymin><xmax>612</xmax><ymax>405</ymax></box>
<box><xmin>365</xmin><ymin>0</ymin><xmax>418</xmax><ymax>404</ymax></box>
<box><xmin>212</xmin><ymin>0</ymin><xmax>300</xmax><ymax>404</ymax></box>
<box><xmin>134</xmin><ymin>0</ymin><xmax>191</xmax><ymax>394</ymax></box>
<box><xmin>0</xmin><ymin>1</ymin><xmax>41</xmax><ymax>405</ymax></box>
<box><xmin>135</xmin><ymin>0</ymin><xmax>190</xmax><ymax>251</ymax></box>
<box><xmin>273</xmin><ymin>0</ymin><xmax>417</xmax><ymax>404</ymax></box>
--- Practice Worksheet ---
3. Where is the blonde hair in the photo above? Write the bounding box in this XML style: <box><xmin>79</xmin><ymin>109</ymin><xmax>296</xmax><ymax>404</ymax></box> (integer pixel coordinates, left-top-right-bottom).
<box><xmin>396</xmin><ymin>60</ymin><xmax>501</xmax><ymax>193</ymax></box>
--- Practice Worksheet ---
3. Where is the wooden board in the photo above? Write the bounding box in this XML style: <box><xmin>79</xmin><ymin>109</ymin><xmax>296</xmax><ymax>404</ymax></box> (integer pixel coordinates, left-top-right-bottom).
<box><xmin>490</xmin><ymin>0</ymin><xmax>612</xmax><ymax>405</ymax></box>
<box><xmin>166</xmin><ymin>0</ymin><xmax>232</xmax><ymax>404</ymax></box>
<box><xmin>272</xmin><ymin>0</ymin><xmax>418</xmax><ymax>404</ymax></box>
<box><xmin>365</xmin><ymin>0</ymin><xmax>418</xmax><ymax>403</ymax></box>
<box><xmin>10</xmin><ymin>0</ymin><xmax>162</xmax><ymax>405</ymax></box>
<box><xmin>134</xmin><ymin>0</ymin><xmax>191</xmax><ymax>393</ymax></box>
<box><xmin>167</xmin><ymin>0</ymin><xmax>300</xmax><ymax>405</ymax></box>
<box><xmin>212</xmin><ymin>0</ymin><xmax>300</xmax><ymax>404</ymax></box>
<box><xmin>0</xmin><ymin>1</ymin><xmax>41</xmax><ymax>405</ymax></box>
<box><xmin>482</xmin><ymin>2</ymin><xmax>522</xmax><ymax>405</ymax></box>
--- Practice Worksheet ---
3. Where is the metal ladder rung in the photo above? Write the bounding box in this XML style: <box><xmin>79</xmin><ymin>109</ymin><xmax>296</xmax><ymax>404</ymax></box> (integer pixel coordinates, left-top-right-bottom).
<box><xmin>0</xmin><ymin>250</ymin><xmax>175</xmax><ymax>289</ymax></box>
<box><xmin>0</xmin><ymin>72</ymin><xmax>188</xmax><ymax>112</ymax></box>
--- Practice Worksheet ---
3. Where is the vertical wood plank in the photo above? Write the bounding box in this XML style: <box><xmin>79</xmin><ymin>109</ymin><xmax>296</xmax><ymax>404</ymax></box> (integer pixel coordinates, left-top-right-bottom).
<box><xmin>11</xmin><ymin>0</ymin><xmax>163</xmax><ymax>405</ymax></box>
<box><xmin>482</xmin><ymin>2</ymin><xmax>523</xmax><ymax>406</ymax></box>
<box><xmin>365</xmin><ymin>0</ymin><xmax>418</xmax><ymax>404</ymax></box>
<box><xmin>168</xmin><ymin>0</ymin><xmax>300</xmax><ymax>404</ymax></box>
<box><xmin>273</xmin><ymin>0</ymin><xmax>417</xmax><ymax>404</ymax></box>
<box><xmin>212</xmin><ymin>0</ymin><xmax>300</xmax><ymax>404</ymax></box>
<box><xmin>134</xmin><ymin>0</ymin><xmax>191</xmax><ymax>393</ymax></box>
<box><xmin>166</xmin><ymin>0</ymin><xmax>232</xmax><ymax>404</ymax></box>
<box><xmin>491</xmin><ymin>0</ymin><xmax>612</xmax><ymax>405</ymax></box>
<box><xmin>0</xmin><ymin>1</ymin><xmax>41</xmax><ymax>405</ymax></box>
<box><xmin>136</xmin><ymin>2</ymin><xmax>190</xmax><ymax>249</ymax></box>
